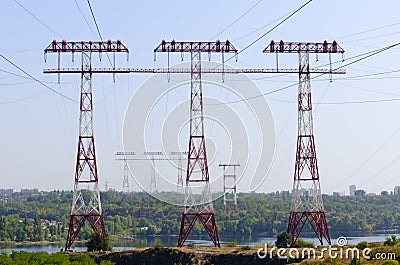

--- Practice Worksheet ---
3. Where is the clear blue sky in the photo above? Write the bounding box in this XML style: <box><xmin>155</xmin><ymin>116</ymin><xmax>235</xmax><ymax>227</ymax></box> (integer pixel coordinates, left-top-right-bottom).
<box><xmin>1</xmin><ymin>0</ymin><xmax>400</xmax><ymax>195</ymax></box>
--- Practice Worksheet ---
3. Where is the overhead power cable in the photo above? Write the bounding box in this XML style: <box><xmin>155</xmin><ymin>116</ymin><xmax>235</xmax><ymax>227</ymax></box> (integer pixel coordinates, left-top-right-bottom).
<box><xmin>0</xmin><ymin>54</ymin><xmax>77</xmax><ymax>103</ymax></box>
<box><xmin>207</xmin><ymin>42</ymin><xmax>400</xmax><ymax>105</ymax></box>
<box><xmin>13</xmin><ymin>0</ymin><xmax>64</xmax><ymax>39</ymax></box>
<box><xmin>225</xmin><ymin>0</ymin><xmax>313</xmax><ymax>63</ymax></box>
<box><xmin>210</xmin><ymin>0</ymin><xmax>263</xmax><ymax>40</ymax></box>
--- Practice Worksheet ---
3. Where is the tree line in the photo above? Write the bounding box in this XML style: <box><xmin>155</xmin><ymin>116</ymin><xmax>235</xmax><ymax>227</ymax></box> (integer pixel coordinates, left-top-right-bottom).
<box><xmin>0</xmin><ymin>190</ymin><xmax>399</xmax><ymax>243</ymax></box>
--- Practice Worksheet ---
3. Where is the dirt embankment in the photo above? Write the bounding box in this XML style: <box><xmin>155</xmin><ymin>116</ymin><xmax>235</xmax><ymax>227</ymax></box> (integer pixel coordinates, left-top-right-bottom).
<box><xmin>80</xmin><ymin>247</ymin><xmax>304</xmax><ymax>265</ymax></box>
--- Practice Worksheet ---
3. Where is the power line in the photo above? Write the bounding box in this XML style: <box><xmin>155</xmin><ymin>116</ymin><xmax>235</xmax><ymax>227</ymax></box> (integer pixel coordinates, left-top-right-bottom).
<box><xmin>0</xmin><ymin>54</ymin><xmax>77</xmax><ymax>103</ymax></box>
<box><xmin>13</xmin><ymin>0</ymin><xmax>64</xmax><ymax>39</ymax></box>
<box><xmin>268</xmin><ymin>97</ymin><xmax>400</xmax><ymax>105</ymax></box>
<box><xmin>0</xmin><ymin>91</ymin><xmax>45</xmax><ymax>105</ymax></box>
<box><xmin>210</xmin><ymin>0</ymin><xmax>263</xmax><ymax>40</ymax></box>
<box><xmin>0</xmin><ymin>68</ymin><xmax>78</xmax><ymax>85</ymax></box>
<box><xmin>207</xmin><ymin>42</ymin><xmax>400</xmax><ymax>105</ymax></box>
<box><xmin>331</xmin><ymin>125</ymin><xmax>400</xmax><ymax>191</ymax></box>
<box><xmin>225</xmin><ymin>0</ymin><xmax>313</xmax><ymax>63</ymax></box>
<box><xmin>86</xmin><ymin>0</ymin><xmax>113</xmax><ymax>68</ymax></box>
<box><xmin>233</xmin><ymin>5</ymin><xmax>305</xmax><ymax>42</ymax></box>
<box><xmin>336</xmin><ymin>22</ymin><xmax>400</xmax><ymax>40</ymax></box>
<box><xmin>86</xmin><ymin>0</ymin><xmax>104</xmax><ymax>41</ymax></box>
<box><xmin>73</xmin><ymin>0</ymin><xmax>97</xmax><ymax>37</ymax></box>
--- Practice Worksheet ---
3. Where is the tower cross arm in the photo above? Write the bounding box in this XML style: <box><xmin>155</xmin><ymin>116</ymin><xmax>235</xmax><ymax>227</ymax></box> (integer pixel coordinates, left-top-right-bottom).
<box><xmin>263</xmin><ymin>40</ymin><xmax>345</xmax><ymax>54</ymax></box>
<box><xmin>44</xmin><ymin>40</ymin><xmax>129</xmax><ymax>54</ymax></box>
<box><xmin>154</xmin><ymin>40</ymin><xmax>237</xmax><ymax>53</ymax></box>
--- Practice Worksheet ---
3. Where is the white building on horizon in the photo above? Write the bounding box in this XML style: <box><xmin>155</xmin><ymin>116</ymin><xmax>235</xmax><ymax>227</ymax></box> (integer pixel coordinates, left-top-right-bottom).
<box><xmin>394</xmin><ymin>186</ymin><xmax>400</xmax><ymax>195</ymax></box>
<box><xmin>349</xmin><ymin>185</ymin><xmax>356</xmax><ymax>196</ymax></box>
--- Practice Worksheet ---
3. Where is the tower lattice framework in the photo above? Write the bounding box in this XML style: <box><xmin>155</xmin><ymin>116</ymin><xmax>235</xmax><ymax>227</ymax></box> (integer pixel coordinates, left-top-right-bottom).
<box><xmin>263</xmin><ymin>40</ymin><xmax>345</xmax><ymax>246</ymax></box>
<box><xmin>154</xmin><ymin>40</ymin><xmax>237</xmax><ymax>247</ymax></box>
<box><xmin>44</xmin><ymin>40</ymin><xmax>129</xmax><ymax>251</ymax></box>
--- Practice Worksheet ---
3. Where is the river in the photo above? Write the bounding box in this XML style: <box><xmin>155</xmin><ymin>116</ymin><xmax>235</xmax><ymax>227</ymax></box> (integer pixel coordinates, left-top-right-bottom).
<box><xmin>1</xmin><ymin>233</ymin><xmax>398</xmax><ymax>254</ymax></box>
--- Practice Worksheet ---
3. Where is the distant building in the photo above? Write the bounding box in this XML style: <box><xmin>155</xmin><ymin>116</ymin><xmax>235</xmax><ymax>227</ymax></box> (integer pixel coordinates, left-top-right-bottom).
<box><xmin>349</xmin><ymin>185</ymin><xmax>356</xmax><ymax>196</ymax></box>
<box><xmin>20</xmin><ymin>188</ymin><xmax>39</xmax><ymax>194</ymax></box>
<box><xmin>366</xmin><ymin>192</ymin><xmax>376</xmax><ymax>197</ymax></box>
<box><xmin>394</xmin><ymin>186</ymin><xmax>400</xmax><ymax>195</ymax></box>
<box><xmin>333</xmin><ymin>191</ymin><xmax>345</xmax><ymax>196</ymax></box>
<box><xmin>0</xmin><ymin>189</ymin><xmax>15</xmax><ymax>195</ymax></box>
<box><xmin>354</xmin><ymin>189</ymin><xmax>366</xmax><ymax>196</ymax></box>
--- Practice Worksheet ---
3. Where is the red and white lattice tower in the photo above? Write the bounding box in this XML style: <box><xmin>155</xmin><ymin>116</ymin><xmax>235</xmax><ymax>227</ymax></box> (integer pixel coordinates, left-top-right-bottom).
<box><xmin>219</xmin><ymin>163</ymin><xmax>240</xmax><ymax>212</ymax></box>
<box><xmin>263</xmin><ymin>40</ymin><xmax>345</xmax><ymax>246</ymax></box>
<box><xmin>154</xmin><ymin>40</ymin><xmax>237</xmax><ymax>247</ymax></box>
<box><xmin>44</xmin><ymin>40</ymin><xmax>129</xmax><ymax>251</ymax></box>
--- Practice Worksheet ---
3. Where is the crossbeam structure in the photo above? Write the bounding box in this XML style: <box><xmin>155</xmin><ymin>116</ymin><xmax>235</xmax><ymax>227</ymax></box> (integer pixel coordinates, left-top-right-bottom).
<box><xmin>43</xmin><ymin>67</ymin><xmax>345</xmax><ymax>74</ymax></box>
<box><xmin>264</xmin><ymin>40</ymin><xmax>345</xmax><ymax>247</ymax></box>
<box><xmin>44</xmin><ymin>40</ymin><xmax>129</xmax><ymax>251</ymax></box>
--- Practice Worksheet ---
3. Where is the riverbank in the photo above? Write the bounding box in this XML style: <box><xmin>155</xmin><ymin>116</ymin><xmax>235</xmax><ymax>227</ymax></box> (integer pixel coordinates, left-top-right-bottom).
<box><xmin>78</xmin><ymin>246</ymin><xmax>304</xmax><ymax>265</ymax></box>
<box><xmin>71</xmin><ymin>243</ymin><xmax>400</xmax><ymax>265</ymax></box>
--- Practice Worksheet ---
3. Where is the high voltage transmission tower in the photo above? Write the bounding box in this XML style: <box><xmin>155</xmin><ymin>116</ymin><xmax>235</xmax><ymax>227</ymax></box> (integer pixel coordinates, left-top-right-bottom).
<box><xmin>154</xmin><ymin>40</ymin><xmax>239</xmax><ymax>248</ymax></box>
<box><xmin>115</xmin><ymin>152</ymin><xmax>136</xmax><ymax>195</ymax></box>
<box><xmin>171</xmin><ymin>151</ymin><xmax>189</xmax><ymax>192</ymax></box>
<box><xmin>144</xmin><ymin>151</ymin><xmax>164</xmax><ymax>193</ymax></box>
<box><xmin>263</xmin><ymin>40</ymin><xmax>345</xmax><ymax>247</ymax></box>
<box><xmin>219</xmin><ymin>163</ymin><xmax>240</xmax><ymax>212</ymax></box>
<box><xmin>44</xmin><ymin>40</ymin><xmax>129</xmax><ymax>251</ymax></box>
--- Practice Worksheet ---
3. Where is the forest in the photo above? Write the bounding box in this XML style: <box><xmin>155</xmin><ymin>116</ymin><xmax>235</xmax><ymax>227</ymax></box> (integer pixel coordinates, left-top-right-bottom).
<box><xmin>0</xmin><ymin>190</ymin><xmax>399</xmax><ymax>243</ymax></box>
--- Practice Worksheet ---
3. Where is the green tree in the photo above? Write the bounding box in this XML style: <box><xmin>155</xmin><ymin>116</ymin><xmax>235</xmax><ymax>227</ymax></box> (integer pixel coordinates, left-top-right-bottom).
<box><xmin>86</xmin><ymin>233</ymin><xmax>112</xmax><ymax>252</ymax></box>
<box><xmin>275</xmin><ymin>232</ymin><xmax>291</xmax><ymax>248</ymax></box>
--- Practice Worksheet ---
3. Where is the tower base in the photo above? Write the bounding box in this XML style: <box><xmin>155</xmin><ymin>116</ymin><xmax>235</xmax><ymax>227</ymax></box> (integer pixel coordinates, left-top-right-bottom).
<box><xmin>287</xmin><ymin>211</ymin><xmax>331</xmax><ymax>247</ymax></box>
<box><xmin>178</xmin><ymin>212</ymin><xmax>220</xmax><ymax>247</ymax></box>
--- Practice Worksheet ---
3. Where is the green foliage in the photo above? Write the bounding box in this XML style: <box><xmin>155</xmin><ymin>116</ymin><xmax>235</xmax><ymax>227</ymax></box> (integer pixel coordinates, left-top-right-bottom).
<box><xmin>276</xmin><ymin>232</ymin><xmax>291</xmax><ymax>248</ymax></box>
<box><xmin>384</xmin><ymin>235</ymin><xmax>400</xmax><ymax>246</ymax></box>
<box><xmin>382</xmin><ymin>260</ymin><xmax>399</xmax><ymax>265</ymax></box>
<box><xmin>86</xmin><ymin>233</ymin><xmax>112</xmax><ymax>252</ymax></box>
<box><xmin>349</xmin><ymin>256</ymin><xmax>361</xmax><ymax>265</ymax></box>
<box><xmin>0</xmin><ymin>251</ymin><xmax>106</xmax><ymax>265</ymax></box>
<box><xmin>226</xmin><ymin>241</ymin><xmax>237</xmax><ymax>247</ymax></box>
<box><xmin>294</xmin><ymin>238</ymin><xmax>315</xmax><ymax>248</ymax></box>
<box><xmin>356</xmin><ymin>241</ymin><xmax>369</xmax><ymax>250</ymax></box>
<box><xmin>2</xmin><ymin>190</ymin><xmax>400</xmax><ymax>243</ymax></box>
<box><xmin>99</xmin><ymin>260</ymin><xmax>115</xmax><ymax>265</ymax></box>
<box><xmin>240</xmin><ymin>245</ymin><xmax>251</xmax><ymax>250</ymax></box>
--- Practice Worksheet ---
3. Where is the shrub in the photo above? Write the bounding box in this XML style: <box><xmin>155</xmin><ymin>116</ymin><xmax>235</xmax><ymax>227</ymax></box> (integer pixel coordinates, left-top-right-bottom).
<box><xmin>356</xmin><ymin>241</ymin><xmax>368</xmax><ymax>250</ymax></box>
<box><xmin>382</xmin><ymin>260</ymin><xmax>399</xmax><ymax>265</ymax></box>
<box><xmin>293</xmin><ymin>238</ymin><xmax>315</xmax><ymax>248</ymax></box>
<box><xmin>241</xmin><ymin>245</ymin><xmax>251</xmax><ymax>250</ymax></box>
<box><xmin>227</xmin><ymin>241</ymin><xmax>237</xmax><ymax>247</ymax></box>
<box><xmin>275</xmin><ymin>232</ymin><xmax>291</xmax><ymax>248</ymax></box>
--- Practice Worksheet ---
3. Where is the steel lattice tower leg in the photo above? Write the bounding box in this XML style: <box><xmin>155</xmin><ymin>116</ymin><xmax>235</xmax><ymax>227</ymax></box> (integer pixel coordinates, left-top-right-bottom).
<box><xmin>65</xmin><ymin>51</ymin><xmax>107</xmax><ymax>251</ymax></box>
<box><xmin>122</xmin><ymin>159</ymin><xmax>130</xmax><ymax>194</ymax></box>
<box><xmin>177</xmin><ymin>51</ymin><xmax>220</xmax><ymax>247</ymax></box>
<box><xmin>177</xmin><ymin>155</ymin><xmax>184</xmax><ymax>192</ymax></box>
<box><xmin>287</xmin><ymin>52</ymin><xmax>331</xmax><ymax>247</ymax></box>
<box><xmin>149</xmin><ymin>156</ymin><xmax>157</xmax><ymax>193</ymax></box>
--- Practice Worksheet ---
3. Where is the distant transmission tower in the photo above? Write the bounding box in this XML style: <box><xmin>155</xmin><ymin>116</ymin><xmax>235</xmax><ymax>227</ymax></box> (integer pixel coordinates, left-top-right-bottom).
<box><xmin>263</xmin><ymin>40</ymin><xmax>345</xmax><ymax>246</ymax></box>
<box><xmin>115</xmin><ymin>152</ymin><xmax>136</xmax><ymax>194</ymax></box>
<box><xmin>44</xmin><ymin>40</ymin><xmax>129</xmax><ymax>251</ymax></box>
<box><xmin>144</xmin><ymin>151</ymin><xmax>163</xmax><ymax>193</ymax></box>
<box><xmin>219</xmin><ymin>163</ymin><xmax>240</xmax><ymax>212</ymax></box>
<box><xmin>171</xmin><ymin>151</ymin><xmax>188</xmax><ymax>192</ymax></box>
<box><xmin>154</xmin><ymin>40</ymin><xmax>238</xmax><ymax>248</ymax></box>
